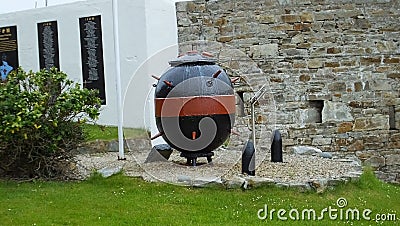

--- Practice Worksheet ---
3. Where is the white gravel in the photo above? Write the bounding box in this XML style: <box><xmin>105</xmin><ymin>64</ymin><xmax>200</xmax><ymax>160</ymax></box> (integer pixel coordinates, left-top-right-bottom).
<box><xmin>73</xmin><ymin>140</ymin><xmax>362</xmax><ymax>186</ymax></box>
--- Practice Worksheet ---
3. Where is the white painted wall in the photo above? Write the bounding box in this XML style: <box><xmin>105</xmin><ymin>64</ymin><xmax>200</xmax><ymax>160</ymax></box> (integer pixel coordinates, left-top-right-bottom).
<box><xmin>0</xmin><ymin>0</ymin><xmax>179</xmax><ymax>128</ymax></box>
<box><xmin>0</xmin><ymin>0</ymin><xmax>188</xmax><ymax>14</ymax></box>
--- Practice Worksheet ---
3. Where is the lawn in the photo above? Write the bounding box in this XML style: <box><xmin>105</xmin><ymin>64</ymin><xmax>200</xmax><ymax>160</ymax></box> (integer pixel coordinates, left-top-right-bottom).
<box><xmin>82</xmin><ymin>124</ymin><xmax>148</xmax><ymax>141</ymax></box>
<box><xmin>0</xmin><ymin>169</ymin><xmax>399</xmax><ymax>225</ymax></box>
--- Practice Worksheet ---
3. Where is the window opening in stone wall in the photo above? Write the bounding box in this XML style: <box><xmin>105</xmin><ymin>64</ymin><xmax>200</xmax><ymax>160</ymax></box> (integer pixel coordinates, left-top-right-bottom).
<box><xmin>236</xmin><ymin>91</ymin><xmax>245</xmax><ymax>117</ymax></box>
<box><xmin>389</xmin><ymin>105</ymin><xmax>396</xmax><ymax>130</ymax></box>
<box><xmin>309</xmin><ymin>100</ymin><xmax>324</xmax><ymax>123</ymax></box>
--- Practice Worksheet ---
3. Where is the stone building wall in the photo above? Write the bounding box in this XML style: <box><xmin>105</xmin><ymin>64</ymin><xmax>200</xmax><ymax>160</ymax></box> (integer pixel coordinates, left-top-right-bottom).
<box><xmin>175</xmin><ymin>0</ymin><xmax>400</xmax><ymax>183</ymax></box>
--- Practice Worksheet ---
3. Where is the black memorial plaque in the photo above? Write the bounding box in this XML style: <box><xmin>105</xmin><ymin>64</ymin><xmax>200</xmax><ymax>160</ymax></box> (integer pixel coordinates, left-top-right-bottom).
<box><xmin>37</xmin><ymin>21</ymin><xmax>60</xmax><ymax>70</ymax></box>
<box><xmin>0</xmin><ymin>26</ymin><xmax>19</xmax><ymax>82</ymax></box>
<box><xmin>79</xmin><ymin>15</ymin><xmax>106</xmax><ymax>104</ymax></box>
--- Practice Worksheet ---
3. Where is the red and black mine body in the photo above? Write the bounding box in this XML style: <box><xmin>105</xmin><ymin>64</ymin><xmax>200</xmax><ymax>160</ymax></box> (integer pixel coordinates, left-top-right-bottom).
<box><xmin>153</xmin><ymin>51</ymin><xmax>236</xmax><ymax>165</ymax></box>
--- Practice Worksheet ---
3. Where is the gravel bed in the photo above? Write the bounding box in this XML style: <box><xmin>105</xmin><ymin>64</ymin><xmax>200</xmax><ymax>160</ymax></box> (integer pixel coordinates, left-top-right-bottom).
<box><xmin>73</xmin><ymin>140</ymin><xmax>362</xmax><ymax>187</ymax></box>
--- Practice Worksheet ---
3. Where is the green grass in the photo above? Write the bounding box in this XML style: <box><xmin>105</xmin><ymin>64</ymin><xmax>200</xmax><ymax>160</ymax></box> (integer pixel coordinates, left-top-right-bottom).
<box><xmin>0</xmin><ymin>169</ymin><xmax>399</xmax><ymax>225</ymax></box>
<box><xmin>82</xmin><ymin>124</ymin><xmax>148</xmax><ymax>141</ymax></box>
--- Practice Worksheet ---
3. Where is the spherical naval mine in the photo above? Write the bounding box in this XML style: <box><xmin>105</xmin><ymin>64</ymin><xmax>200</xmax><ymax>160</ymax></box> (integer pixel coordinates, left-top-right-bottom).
<box><xmin>153</xmin><ymin>52</ymin><xmax>236</xmax><ymax>155</ymax></box>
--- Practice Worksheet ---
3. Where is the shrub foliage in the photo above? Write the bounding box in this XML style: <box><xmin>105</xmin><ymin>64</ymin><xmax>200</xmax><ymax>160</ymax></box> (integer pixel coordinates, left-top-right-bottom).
<box><xmin>0</xmin><ymin>68</ymin><xmax>101</xmax><ymax>179</ymax></box>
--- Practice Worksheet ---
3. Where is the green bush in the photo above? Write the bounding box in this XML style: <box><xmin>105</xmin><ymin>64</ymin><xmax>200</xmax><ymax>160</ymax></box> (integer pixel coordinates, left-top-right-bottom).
<box><xmin>0</xmin><ymin>68</ymin><xmax>101</xmax><ymax>179</ymax></box>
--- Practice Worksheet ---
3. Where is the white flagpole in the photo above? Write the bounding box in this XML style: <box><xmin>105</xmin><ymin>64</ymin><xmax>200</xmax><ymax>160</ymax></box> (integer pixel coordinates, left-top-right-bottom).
<box><xmin>112</xmin><ymin>0</ymin><xmax>125</xmax><ymax>160</ymax></box>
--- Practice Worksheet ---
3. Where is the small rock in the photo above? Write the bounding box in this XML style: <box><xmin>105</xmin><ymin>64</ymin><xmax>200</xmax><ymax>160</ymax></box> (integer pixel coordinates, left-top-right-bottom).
<box><xmin>107</xmin><ymin>140</ymin><xmax>119</xmax><ymax>152</ymax></box>
<box><xmin>320</xmin><ymin>152</ymin><xmax>333</xmax><ymax>159</ymax></box>
<box><xmin>342</xmin><ymin>173</ymin><xmax>361</xmax><ymax>183</ymax></box>
<box><xmin>349</xmin><ymin>156</ymin><xmax>362</xmax><ymax>166</ymax></box>
<box><xmin>275</xmin><ymin>182</ymin><xmax>289</xmax><ymax>188</ymax></box>
<box><xmin>177</xmin><ymin>175</ymin><xmax>191</xmax><ymax>182</ymax></box>
<box><xmin>289</xmin><ymin>183</ymin><xmax>311</xmax><ymax>192</ymax></box>
<box><xmin>223</xmin><ymin>176</ymin><xmax>247</xmax><ymax>189</ymax></box>
<box><xmin>364</xmin><ymin>156</ymin><xmax>385</xmax><ymax>168</ymax></box>
<box><xmin>327</xmin><ymin>178</ymin><xmax>343</xmax><ymax>186</ymax></box>
<box><xmin>98</xmin><ymin>166</ymin><xmax>122</xmax><ymax>178</ymax></box>
<box><xmin>337</xmin><ymin>158</ymin><xmax>353</xmax><ymax>162</ymax></box>
<box><xmin>245</xmin><ymin>176</ymin><xmax>275</xmax><ymax>188</ymax></box>
<box><xmin>346</xmin><ymin>171</ymin><xmax>362</xmax><ymax>182</ymax></box>
<box><xmin>193</xmin><ymin>177</ymin><xmax>223</xmax><ymax>188</ymax></box>
<box><xmin>289</xmin><ymin>146</ymin><xmax>322</xmax><ymax>155</ymax></box>
<box><xmin>309</xmin><ymin>179</ymin><xmax>328</xmax><ymax>193</ymax></box>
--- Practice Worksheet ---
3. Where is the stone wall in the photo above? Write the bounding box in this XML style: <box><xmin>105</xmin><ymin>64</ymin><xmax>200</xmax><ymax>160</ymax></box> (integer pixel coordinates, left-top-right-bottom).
<box><xmin>175</xmin><ymin>0</ymin><xmax>400</xmax><ymax>184</ymax></box>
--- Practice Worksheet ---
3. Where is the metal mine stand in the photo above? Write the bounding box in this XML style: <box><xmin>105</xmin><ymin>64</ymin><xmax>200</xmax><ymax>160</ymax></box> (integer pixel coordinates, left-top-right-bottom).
<box><xmin>181</xmin><ymin>152</ymin><xmax>214</xmax><ymax>166</ymax></box>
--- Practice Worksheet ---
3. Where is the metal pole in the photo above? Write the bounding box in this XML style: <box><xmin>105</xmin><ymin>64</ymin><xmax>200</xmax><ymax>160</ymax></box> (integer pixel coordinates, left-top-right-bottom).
<box><xmin>250</xmin><ymin>84</ymin><xmax>267</xmax><ymax>152</ymax></box>
<box><xmin>248</xmin><ymin>84</ymin><xmax>267</xmax><ymax>172</ymax></box>
<box><xmin>251</xmin><ymin>102</ymin><xmax>256</xmax><ymax>151</ymax></box>
<box><xmin>112</xmin><ymin>0</ymin><xmax>125</xmax><ymax>160</ymax></box>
